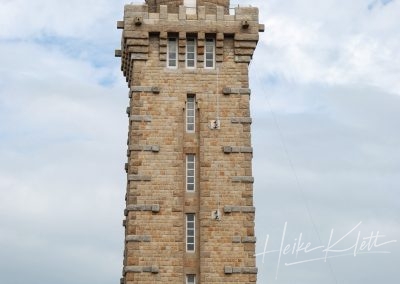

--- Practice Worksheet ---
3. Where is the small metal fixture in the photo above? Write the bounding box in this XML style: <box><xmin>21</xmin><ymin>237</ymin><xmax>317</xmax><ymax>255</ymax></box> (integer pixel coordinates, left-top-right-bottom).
<box><xmin>212</xmin><ymin>210</ymin><xmax>221</xmax><ymax>221</ymax></box>
<box><xmin>209</xmin><ymin>120</ymin><xmax>220</xmax><ymax>130</ymax></box>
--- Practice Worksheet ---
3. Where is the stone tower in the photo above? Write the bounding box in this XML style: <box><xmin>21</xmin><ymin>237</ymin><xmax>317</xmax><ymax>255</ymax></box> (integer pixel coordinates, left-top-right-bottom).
<box><xmin>116</xmin><ymin>0</ymin><xmax>263</xmax><ymax>283</ymax></box>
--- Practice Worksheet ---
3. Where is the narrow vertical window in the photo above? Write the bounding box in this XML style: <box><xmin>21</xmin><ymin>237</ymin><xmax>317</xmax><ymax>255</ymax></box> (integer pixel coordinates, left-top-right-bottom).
<box><xmin>186</xmin><ymin>213</ymin><xmax>195</xmax><ymax>252</ymax></box>
<box><xmin>186</xmin><ymin>154</ymin><xmax>195</xmax><ymax>191</ymax></box>
<box><xmin>167</xmin><ymin>37</ymin><xmax>177</xmax><ymax>68</ymax></box>
<box><xmin>186</xmin><ymin>95</ymin><xmax>195</xmax><ymax>132</ymax></box>
<box><xmin>205</xmin><ymin>38</ymin><xmax>215</xmax><ymax>69</ymax></box>
<box><xmin>186</xmin><ymin>274</ymin><xmax>196</xmax><ymax>284</ymax></box>
<box><xmin>186</xmin><ymin>38</ymin><xmax>197</xmax><ymax>68</ymax></box>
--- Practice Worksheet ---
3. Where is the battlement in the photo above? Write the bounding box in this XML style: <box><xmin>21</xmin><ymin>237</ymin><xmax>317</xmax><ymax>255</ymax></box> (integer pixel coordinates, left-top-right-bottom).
<box><xmin>121</xmin><ymin>4</ymin><xmax>261</xmax><ymax>24</ymax></box>
<box><xmin>116</xmin><ymin>4</ymin><xmax>264</xmax><ymax>87</ymax></box>
<box><xmin>145</xmin><ymin>0</ymin><xmax>230</xmax><ymax>14</ymax></box>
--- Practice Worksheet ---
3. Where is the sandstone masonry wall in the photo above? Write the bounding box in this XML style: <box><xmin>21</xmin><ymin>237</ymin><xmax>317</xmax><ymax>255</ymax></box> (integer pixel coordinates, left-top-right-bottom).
<box><xmin>117</xmin><ymin>2</ymin><xmax>263</xmax><ymax>283</ymax></box>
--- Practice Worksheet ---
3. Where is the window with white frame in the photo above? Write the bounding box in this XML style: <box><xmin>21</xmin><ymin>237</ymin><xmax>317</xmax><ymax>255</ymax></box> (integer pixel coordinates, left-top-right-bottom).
<box><xmin>186</xmin><ymin>95</ymin><xmax>195</xmax><ymax>132</ymax></box>
<box><xmin>186</xmin><ymin>37</ymin><xmax>196</xmax><ymax>68</ymax></box>
<box><xmin>204</xmin><ymin>38</ymin><xmax>215</xmax><ymax>69</ymax></box>
<box><xmin>186</xmin><ymin>274</ymin><xmax>196</xmax><ymax>284</ymax></box>
<box><xmin>186</xmin><ymin>154</ymin><xmax>195</xmax><ymax>191</ymax></box>
<box><xmin>167</xmin><ymin>37</ymin><xmax>178</xmax><ymax>68</ymax></box>
<box><xmin>184</xmin><ymin>0</ymin><xmax>196</xmax><ymax>14</ymax></box>
<box><xmin>186</xmin><ymin>213</ymin><xmax>195</xmax><ymax>252</ymax></box>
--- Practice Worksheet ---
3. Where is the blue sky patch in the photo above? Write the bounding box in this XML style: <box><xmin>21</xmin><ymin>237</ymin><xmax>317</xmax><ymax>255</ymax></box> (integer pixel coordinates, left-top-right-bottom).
<box><xmin>33</xmin><ymin>33</ymin><xmax>115</xmax><ymax>69</ymax></box>
<box><xmin>368</xmin><ymin>0</ymin><xmax>394</xmax><ymax>10</ymax></box>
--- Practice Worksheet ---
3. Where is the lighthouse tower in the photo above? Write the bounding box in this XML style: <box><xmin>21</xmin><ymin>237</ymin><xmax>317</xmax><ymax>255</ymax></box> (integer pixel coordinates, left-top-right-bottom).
<box><xmin>116</xmin><ymin>0</ymin><xmax>263</xmax><ymax>283</ymax></box>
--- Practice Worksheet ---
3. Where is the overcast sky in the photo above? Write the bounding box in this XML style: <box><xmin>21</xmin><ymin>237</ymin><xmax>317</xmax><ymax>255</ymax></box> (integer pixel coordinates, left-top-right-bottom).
<box><xmin>0</xmin><ymin>0</ymin><xmax>399</xmax><ymax>283</ymax></box>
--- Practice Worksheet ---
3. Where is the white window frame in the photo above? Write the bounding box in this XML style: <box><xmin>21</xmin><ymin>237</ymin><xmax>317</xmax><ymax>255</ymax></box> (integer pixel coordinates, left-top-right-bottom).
<box><xmin>184</xmin><ymin>0</ymin><xmax>196</xmax><ymax>15</ymax></box>
<box><xmin>186</xmin><ymin>274</ymin><xmax>196</xmax><ymax>284</ymax></box>
<box><xmin>186</xmin><ymin>95</ymin><xmax>195</xmax><ymax>132</ymax></box>
<box><xmin>167</xmin><ymin>37</ymin><xmax>178</xmax><ymax>68</ymax></box>
<box><xmin>186</xmin><ymin>213</ymin><xmax>195</xmax><ymax>252</ymax></box>
<box><xmin>186</xmin><ymin>37</ymin><xmax>197</xmax><ymax>68</ymax></box>
<box><xmin>204</xmin><ymin>38</ymin><xmax>215</xmax><ymax>69</ymax></box>
<box><xmin>186</xmin><ymin>154</ymin><xmax>195</xmax><ymax>191</ymax></box>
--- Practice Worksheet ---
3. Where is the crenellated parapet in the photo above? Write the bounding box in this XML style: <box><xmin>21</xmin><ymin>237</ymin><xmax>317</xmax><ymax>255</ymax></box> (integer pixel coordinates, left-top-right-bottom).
<box><xmin>145</xmin><ymin>0</ymin><xmax>230</xmax><ymax>13</ymax></box>
<box><xmin>116</xmin><ymin>4</ymin><xmax>264</xmax><ymax>87</ymax></box>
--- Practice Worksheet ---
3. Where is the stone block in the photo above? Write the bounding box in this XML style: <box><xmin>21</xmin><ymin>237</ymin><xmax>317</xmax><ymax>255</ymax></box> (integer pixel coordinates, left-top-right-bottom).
<box><xmin>124</xmin><ymin>266</ymin><xmax>142</xmax><ymax>274</ymax></box>
<box><xmin>242</xmin><ymin>267</ymin><xmax>258</xmax><ymax>274</ymax></box>
<box><xmin>159</xmin><ymin>5</ymin><xmax>167</xmax><ymax>19</ymax></box>
<box><xmin>127</xmin><ymin>175</ymin><xmax>152</xmax><ymax>181</ymax></box>
<box><xmin>242</xmin><ymin>236</ymin><xmax>257</xmax><ymax>243</ymax></box>
<box><xmin>232</xmin><ymin>176</ymin><xmax>254</xmax><ymax>183</ymax></box>
<box><xmin>222</xmin><ymin>146</ymin><xmax>232</xmax><ymax>153</ymax></box>
<box><xmin>242</xmin><ymin>206</ymin><xmax>256</xmax><ymax>213</ymax></box>
<box><xmin>151</xmin><ymin>265</ymin><xmax>159</xmax><ymax>273</ymax></box>
<box><xmin>224</xmin><ymin>266</ymin><xmax>233</xmax><ymax>274</ymax></box>
<box><xmin>232</xmin><ymin>236</ymin><xmax>241</xmax><ymax>243</ymax></box>
<box><xmin>130</xmin><ymin>115</ymin><xmax>152</xmax><ymax>122</ymax></box>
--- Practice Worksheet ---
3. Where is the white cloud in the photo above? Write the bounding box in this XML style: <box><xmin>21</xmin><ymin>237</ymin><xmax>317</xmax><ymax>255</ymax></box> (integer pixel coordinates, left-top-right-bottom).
<box><xmin>0</xmin><ymin>0</ymin><xmax>127</xmax><ymax>40</ymax></box>
<box><xmin>1</xmin><ymin>1</ymin><xmax>399</xmax><ymax>283</ymax></box>
<box><xmin>0</xmin><ymin>28</ymin><xmax>127</xmax><ymax>283</ymax></box>
<box><xmin>250</xmin><ymin>0</ymin><xmax>400</xmax><ymax>94</ymax></box>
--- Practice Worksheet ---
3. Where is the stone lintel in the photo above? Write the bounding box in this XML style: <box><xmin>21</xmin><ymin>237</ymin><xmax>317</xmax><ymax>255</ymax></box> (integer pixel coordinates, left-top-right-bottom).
<box><xmin>224</xmin><ymin>266</ymin><xmax>258</xmax><ymax>274</ymax></box>
<box><xmin>231</xmin><ymin>176</ymin><xmax>254</xmax><ymax>183</ymax></box>
<box><xmin>243</xmin><ymin>267</ymin><xmax>258</xmax><ymax>274</ymax></box>
<box><xmin>124</xmin><ymin>265</ymin><xmax>159</xmax><ymax>274</ymax></box>
<box><xmin>130</xmin><ymin>115</ymin><xmax>152</xmax><ymax>122</ymax></box>
<box><xmin>242</xmin><ymin>206</ymin><xmax>256</xmax><ymax>213</ymax></box>
<box><xmin>131</xmin><ymin>86</ymin><xmax>160</xmax><ymax>93</ymax></box>
<box><xmin>224</xmin><ymin>266</ymin><xmax>233</xmax><ymax>274</ymax></box>
<box><xmin>126</xmin><ymin>204</ymin><xmax>160</xmax><ymax>213</ymax></box>
<box><xmin>235</xmin><ymin>55</ymin><xmax>252</xmax><ymax>63</ymax></box>
<box><xmin>222</xmin><ymin>87</ymin><xmax>251</xmax><ymax>95</ymax></box>
<box><xmin>232</xmin><ymin>236</ymin><xmax>241</xmax><ymax>243</ymax></box>
<box><xmin>150</xmin><ymin>265</ymin><xmax>159</xmax><ymax>273</ymax></box>
<box><xmin>127</xmin><ymin>175</ymin><xmax>152</xmax><ymax>181</ymax></box>
<box><xmin>224</xmin><ymin>206</ymin><xmax>256</xmax><ymax>213</ymax></box>
<box><xmin>231</xmin><ymin>117</ymin><xmax>252</xmax><ymax>124</ymax></box>
<box><xmin>232</xmin><ymin>236</ymin><xmax>256</xmax><ymax>243</ymax></box>
<box><xmin>223</xmin><ymin>146</ymin><xmax>253</xmax><ymax>154</ymax></box>
<box><xmin>126</xmin><ymin>235</ymin><xmax>151</xmax><ymax>242</ymax></box>
<box><xmin>129</xmin><ymin>145</ymin><xmax>160</xmax><ymax>152</ymax></box>
<box><xmin>242</xmin><ymin>236</ymin><xmax>257</xmax><ymax>243</ymax></box>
